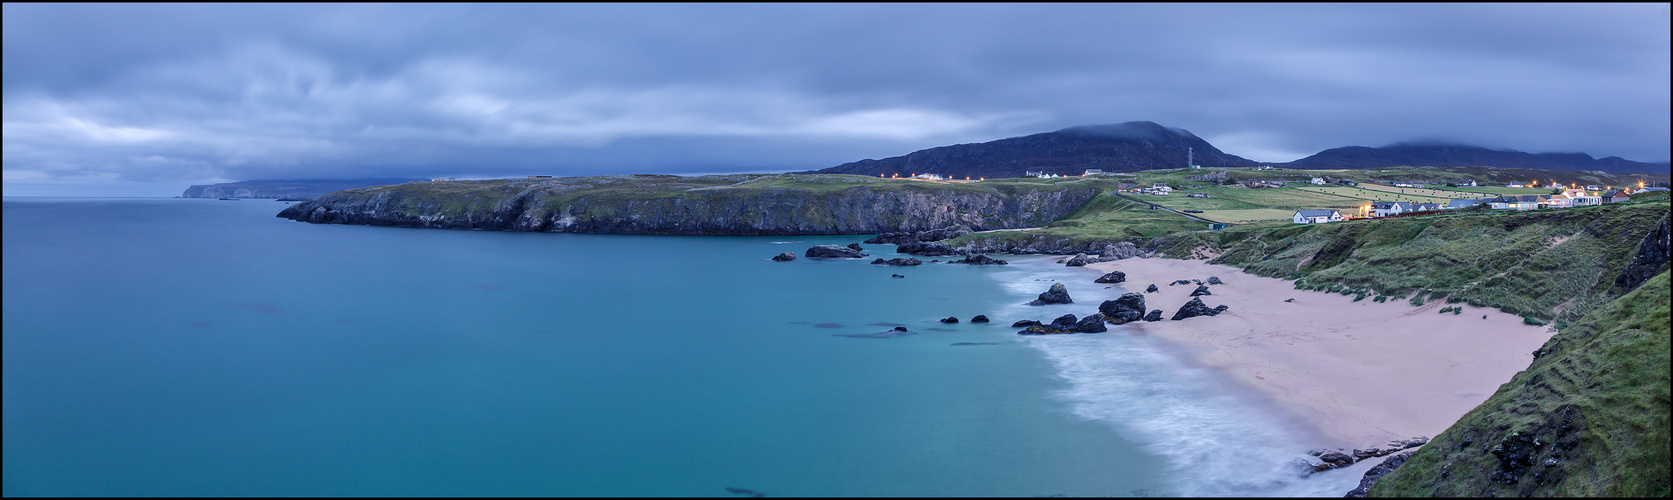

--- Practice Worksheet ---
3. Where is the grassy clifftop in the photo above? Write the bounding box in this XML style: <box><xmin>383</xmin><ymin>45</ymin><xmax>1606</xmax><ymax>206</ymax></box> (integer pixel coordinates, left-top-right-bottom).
<box><xmin>1368</xmin><ymin>271</ymin><xmax>1670</xmax><ymax>497</ymax></box>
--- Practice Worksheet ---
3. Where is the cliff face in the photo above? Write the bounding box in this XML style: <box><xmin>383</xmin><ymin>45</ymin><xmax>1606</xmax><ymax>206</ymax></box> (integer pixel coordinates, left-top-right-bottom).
<box><xmin>276</xmin><ymin>174</ymin><xmax>1107</xmax><ymax>235</ymax></box>
<box><xmin>182</xmin><ymin>178</ymin><xmax>427</xmax><ymax>199</ymax></box>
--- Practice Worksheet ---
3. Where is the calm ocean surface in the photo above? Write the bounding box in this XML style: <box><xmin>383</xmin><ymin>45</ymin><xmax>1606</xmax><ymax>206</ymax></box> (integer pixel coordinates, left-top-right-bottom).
<box><xmin>3</xmin><ymin>198</ymin><xmax>1364</xmax><ymax>496</ymax></box>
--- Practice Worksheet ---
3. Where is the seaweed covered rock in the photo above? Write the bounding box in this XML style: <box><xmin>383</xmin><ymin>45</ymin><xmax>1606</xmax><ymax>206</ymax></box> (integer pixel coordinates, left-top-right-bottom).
<box><xmin>1029</xmin><ymin>283</ymin><xmax>1073</xmax><ymax>305</ymax></box>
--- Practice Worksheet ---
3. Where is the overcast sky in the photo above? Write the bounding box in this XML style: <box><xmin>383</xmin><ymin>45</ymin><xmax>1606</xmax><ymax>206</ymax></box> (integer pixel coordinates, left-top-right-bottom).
<box><xmin>4</xmin><ymin>3</ymin><xmax>1669</xmax><ymax>196</ymax></box>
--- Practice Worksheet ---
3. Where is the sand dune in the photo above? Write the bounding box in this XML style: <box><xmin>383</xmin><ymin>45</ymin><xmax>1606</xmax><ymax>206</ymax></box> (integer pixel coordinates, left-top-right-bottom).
<box><xmin>1083</xmin><ymin>258</ymin><xmax>1555</xmax><ymax>449</ymax></box>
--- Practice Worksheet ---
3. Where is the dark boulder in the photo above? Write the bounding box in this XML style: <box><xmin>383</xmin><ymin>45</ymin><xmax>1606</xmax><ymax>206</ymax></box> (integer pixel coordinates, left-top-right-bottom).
<box><xmin>1094</xmin><ymin>271</ymin><xmax>1127</xmax><ymax>284</ymax></box>
<box><xmin>891</xmin><ymin>274</ymin><xmax>905</xmax><ymax>278</ymax></box>
<box><xmin>1018</xmin><ymin>313</ymin><xmax>1107</xmax><ymax>335</ymax></box>
<box><xmin>1145</xmin><ymin>284</ymin><xmax>1159</xmax><ymax>293</ymax></box>
<box><xmin>950</xmin><ymin>254</ymin><xmax>1008</xmax><ymax>265</ymax></box>
<box><xmin>1049</xmin><ymin>314</ymin><xmax>1078</xmax><ymax>328</ymax></box>
<box><xmin>1344</xmin><ymin>452</ymin><xmax>1414</xmax><ymax>497</ymax></box>
<box><xmin>846</xmin><ymin>242</ymin><xmax>865</xmax><ymax>251</ymax></box>
<box><xmin>1212</xmin><ymin>305</ymin><xmax>1228</xmax><ymax>315</ymax></box>
<box><xmin>1074</xmin><ymin>313</ymin><xmax>1108</xmax><ymax>333</ymax></box>
<box><xmin>864</xmin><ymin>232</ymin><xmax>917</xmax><ymax>245</ymax></box>
<box><xmin>1029</xmin><ymin>283</ymin><xmax>1073</xmax><ymax>305</ymax></box>
<box><xmin>1170</xmin><ymin>297</ymin><xmax>1227</xmax><ymax>321</ymax></box>
<box><xmin>1143</xmin><ymin>309</ymin><xmax>1163</xmax><ymax>322</ymax></box>
<box><xmin>940</xmin><ymin>316</ymin><xmax>959</xmax><ymax>324</ymax></box>
<box><xmin>970</xmin><ymin>315</ymin><xmax>990</xmax><ymax>323</ymax></box>
<box><xmin>1284</xmin><ymin>298</ymin><xmax>1294</xmax><ymax>302</ymax></box>
<box><xmin>912</xmin><ymin>225</ymin><xmax>972</xmax><ymax>242</ymax></box>
<box><xmin>1190</xmin><ymin>285</ymin><xmax>1213</xmax><ymax>296</ymax></box>
<box><xmin>1171</xmin><ymin>279</ymin><xmax>1193</xmax><ymax>286</ymax></box>
<box><xmin>1011</xmin><ymin>319</ymin><xmax>1042</xmax><ymax>327</ymax></box>
<box><xmin>772</xmin><ymin>252</ymin><xmax>797</xmax><ymax>261</ymax></box>
<box><xmin>806</xmin><ymin>244</ymin><xmax>867</xmax><ymax>259</ymax></box>
<box><xmin>1097</xmin><ymin>292</ymin><xmax>1147</xmax><ymax>324</ymax></box>
<box><xmin>1207</xmin><ymin>276</ymin><xmax>1224</xmax><ymax>285</ymax></box>
<box><xmin>896</xmin><ymin>240</ymin><xmax>961</xmax><ymax>256</ymax></box>
<box><xmin>870</xmin><ymin>257</ymin><xmax>923</xmax><ymax>266</ymax></box>
<box><xmin>1064</xmin><ymin>253</ymin><xmax>1091</xmax><ymax>267</ymax></box>
<box><xmin>892</xmin><ymin>326</ymin><xmax>908</xmax><ymax>332</ymax></box>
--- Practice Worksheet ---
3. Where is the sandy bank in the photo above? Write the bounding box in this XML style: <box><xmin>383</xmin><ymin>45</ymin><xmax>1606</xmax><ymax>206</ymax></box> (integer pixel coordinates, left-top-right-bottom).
<box><xmin>1083</xmin><ymin>257</ymin><xmax>1555</xmax><ymax>449</ymax></box>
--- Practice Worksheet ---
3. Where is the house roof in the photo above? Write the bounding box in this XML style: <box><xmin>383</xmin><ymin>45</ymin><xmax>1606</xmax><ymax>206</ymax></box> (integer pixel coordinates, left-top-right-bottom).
<box><xmin>1295</xmin><ymin>209</ymin><xmax>1338</xmax><ymax>217</ymax></box>
<box><xmin>1370</xmin><ymin>201</ymin><xmax>1407</xmax><ymax>209</ymax></box>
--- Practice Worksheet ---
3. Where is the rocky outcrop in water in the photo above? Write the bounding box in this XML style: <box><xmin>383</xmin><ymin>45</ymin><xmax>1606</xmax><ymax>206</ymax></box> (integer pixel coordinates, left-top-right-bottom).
<box><xmin>870</xmin><ymin>257</ymin><xmax>923</xmax><ymax>266</ymax></box>
<box><xmin>806</xmin><ymin>245</ymin><xmax>867</xmax><ymax>259</ymax></box>
<box><xmin>1011</xmin><ymin>319</ymin><xmax>1042</xmax><ymax>327</ymax></box>
<box><xmin>1017</xmin><ymin>313</ymin><xmax>1107</xmax><ymax>334</ymax></box>
<box><xmin>950</xmin><ymin>254</ymin><xmax>1007</xmax><ymax>265</ymax></box>
<box><xmin>1097</xmin><ymin>293</ymin><xmax>1147</xmax><ymax>324</ymax></box>
<box><xmin>970</xmin><ymin>315</ymin><xmax>990</xmax><ymax>323</ymax></box>
<box><xmin>1029</xmin><ymin>283</ymin><xmax>1072</xmax><ymax>305</ymax></box>
<box><xmin>894</xmin><ymin>240</ymin><xmax>963</xmax><ymax>256</ymax></box>
<box><xmin>772</xmin><ymin>252</ymin><xmax>797</xmax><ymax>261</ymax></box>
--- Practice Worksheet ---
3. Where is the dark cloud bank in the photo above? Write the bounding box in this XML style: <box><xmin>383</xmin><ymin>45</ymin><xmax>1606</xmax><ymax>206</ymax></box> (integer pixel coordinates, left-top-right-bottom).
<box><xmin>3</xmin><ymin>4</ymin><xmax>1668</xmax><ymax>196</ymax></box>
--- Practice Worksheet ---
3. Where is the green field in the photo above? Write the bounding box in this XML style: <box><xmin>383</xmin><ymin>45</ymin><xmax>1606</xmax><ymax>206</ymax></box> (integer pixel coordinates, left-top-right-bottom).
<box><xmin>1194</xmin><ymin>208</ymin><xmax>1300</xmax><ymax>223</ymax></box>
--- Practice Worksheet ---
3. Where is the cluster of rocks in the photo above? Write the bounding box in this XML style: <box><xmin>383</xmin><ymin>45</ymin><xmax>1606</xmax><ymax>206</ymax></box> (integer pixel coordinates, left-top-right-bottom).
<box><xmin>804</xmin><ymin>243</ymin><xmax>869</xmax><ymax>259</ymax></box>
<box><xmin>871</xmin><ymin>257</ymin><xmax>923</xmax><ymax>266</ymax></box>
<box><xmin>949</xmin><ymin>254</ymin><xmax>1007</xmax><ymax>265</ymax></box>
<box><xmin>1029</xmin><ymin>283</ymin><xmax>1073</xmax><ymax>305</ymax></box>
<box><xmin>1017</xmin><ymin>313</ymin><xmax>1108</xmax><ymax>334</ymax></box>
<box><xmin>1062</xmin><ymin>252</ymin><xmax>1122</xmax><ymax>267</ymax></box>
<box><xmin>1170</xmin><ymin>297</ymin><xmax>1228</xmax><ymax>320</ymax></box>
<box><xmin>1097</xmin><ymin>293</ymin><xmax>1152</xmax><ymax>324</ymax></box>
<box><xmin>863</xmin><ymin>226</ymin><xmax>972</xmax><ymax>246</ymax></box>
<box><xmin>1300</xmin><ymin>436</ymin><xmax>1430</xmax><ymax>476</ymax></box>
<box><xmin>1169</xmin><ymin>276</ymin><xmax>1225</xmax><ymax>286</ymax></box>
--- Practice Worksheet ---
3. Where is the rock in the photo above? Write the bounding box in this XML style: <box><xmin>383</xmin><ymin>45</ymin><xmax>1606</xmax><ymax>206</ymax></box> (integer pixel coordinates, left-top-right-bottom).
<box><xmin>1190</xmin><ymin>284</ymin><xmax>1212</xmax><ymax>296</ymax></box>
<box><xmin>950</xmin><ymin>254</ymin><xmax>1008</xmax><ymax>265</ymax></box>
<box><xmin>895</xmin><ymin>240</ymin><xmax>962</xmax><ymax>256</ymax></box>
<box><xmin>1211</xmin><ymin>305</ymin><xmax>1228</xmax><ymax>315</ymax></box>
<box><xmin>1344</xmin><ymin>452</ymin><xmax>1414</xmax><ymax>497</ymax></box>
<box><xmin>1143</xmin><ymin>309</ymin><xmax>1162</xmax><ymax>322</ymax></box>
<box><xmin>1074</xmin><ymin>313</ymin><xmax>1108</xmax><ymax>333</ymax></box>
<box><xmin>1171</xmin><ymin>279</ymin><xmax>1193</xmax><ymax>286</ymax></box>
<box><xmin>891</xmin><ymin>274</ymin><xmax>905</xmax><ymax>278</ymax></box>
<box><xmin>772</xmin><ymin>252</ymin><xmax>797</xmax><ymax>261</ymax></box>
<box><xmin>863</xmin><ymin>232</ymin><xmax>915</xmax><ymax>245</ymax></box>
<box><xmin>846</xmin><ymin>243</ymin><xmax>865</xmax><ymax>251</ymax></box>
<box><xmin>1170</xmin><ymin>297</ymin><xmax>1226</xmax><ymax>321</ymax></box>
<box><xmin>892</xmin><ymin>326</ymin><xmax>908</xmax><ymax>332</ymax></box>
<box><xmin>1284</xmin><ymin>298</ymin><xmax>1294</xmax><ymax>302</ymax></box>
<box><xmin>1049</xmin><ymin>314</ymin><xmax>1078</xmax><ymax>329</ymax></box>
<box><xmin>1097</xmin><ymin>292</ymin><xmax>1147</xmax><ymax>324</ymax></box>
<box><xmin>871</xmin><ymin>257</ymin><xmax>924</xmax><ymax>266</ymax></box>
<box><xmin>1145</xmin><ymin>284</ymin><xmax>1159</xmax><ymax>293</ymax></box>
<box><xmin>1011</xmin><ymin>320</ymin><xmax>1042</xmax><ymax>327</ymax></box>
<box><xmin>940</xmin><ymin>316</ymin><xmax>959</xmax><ymax>324</ymax></box>
<box><xmin>1064</xmin><ymin>253</ymin><xmax>1091</xmax><ymax>266</ymax></box>
<box><xmin>1029</xmin><ymin>283</ymin><xmax>1073</xmax><ymax>305</ymax></box>
<box><xmin>806</xmin><ymin>244</ymin><xmax>867</xmax><ymax>259</ymax></box>
<box><xmin>1207</xmin><ymin>276</ymin><xmax>1224</xmax><ymax>285</ymax></box>
<box><xmin>1612</xmin><ymin>217</ymin><xmax>1670</xmax><ymax>294</ymax></box>
<box><xmin>1094</xmin><ymin>271</ymin><xmax>1127</xmax><ymax>284</ymax></box>
<box><xmin>970</xmin><ymin>315</ymin><xmax>990</xmax><ymax>323</ymax></box>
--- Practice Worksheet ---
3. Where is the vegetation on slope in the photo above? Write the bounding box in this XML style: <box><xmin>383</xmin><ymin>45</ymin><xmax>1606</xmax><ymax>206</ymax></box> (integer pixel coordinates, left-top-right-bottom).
<box><xmin>1368</xmin><ymin>271</ymin><xmax>1670</xmax><ymax>497</ymax></box>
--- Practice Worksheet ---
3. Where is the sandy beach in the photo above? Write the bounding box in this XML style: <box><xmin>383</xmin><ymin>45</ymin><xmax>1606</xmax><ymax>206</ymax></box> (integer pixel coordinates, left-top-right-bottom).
<box><xmin>1083</xmin><ymin>257</ymin><xmax>1555</xmax><ymax>449</ymax></box>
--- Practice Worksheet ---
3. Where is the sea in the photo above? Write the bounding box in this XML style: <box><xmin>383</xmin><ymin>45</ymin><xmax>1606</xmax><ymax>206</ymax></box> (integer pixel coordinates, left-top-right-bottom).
<box><xmin>3</xmin><ymin>197</ymin><xmax>1371</xmax><ymax>497</ymax></box>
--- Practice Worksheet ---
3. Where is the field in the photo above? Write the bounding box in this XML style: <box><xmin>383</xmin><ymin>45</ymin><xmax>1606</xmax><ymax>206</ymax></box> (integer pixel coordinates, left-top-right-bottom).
<box><xmin>1193</xmin><ymin>209</ymin><xmax>1300</xmax><ymax>223</ymax></box>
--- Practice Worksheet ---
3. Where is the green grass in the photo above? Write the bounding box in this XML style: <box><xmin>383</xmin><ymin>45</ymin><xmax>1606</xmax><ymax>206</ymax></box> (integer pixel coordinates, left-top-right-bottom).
<box><xmin>1369</xmin><ymin>271</ymin><xmax>1670</xmax><ymax>497</ymax></box>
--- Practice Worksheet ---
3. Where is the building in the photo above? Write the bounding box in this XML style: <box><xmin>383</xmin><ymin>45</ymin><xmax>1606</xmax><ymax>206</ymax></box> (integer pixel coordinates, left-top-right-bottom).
<box><xmin>1634</xmin><ymin>187</ymin><xmax>1670</xmax><ymax>194</ymax></box>
<box><xmin>1490</xmin><ymin>194</ymin><xmax>1543</xmax><ymax>210</ymax></box>
<box><xmin>1151</xmin><ymin>183</ymin><xmax>1172</xmax><ymax>194</ymax></box>
<box><xmin>1186</xmin><ymin>193</ymin><xmax>1210</xmax><ymax>198</ymax></box>
<box><xmin>1506</xmin><ymin>183</ymin><xmax>1525</xmax><ymax>188</ymax></box>
<box><xmin>1310</xmin><ymin>177</ymin><xmax>1326</xmax><ymax>185</ymax></box>
<box><xmin>911</xmin><ymin>173</ymin><xmax>944</xmax><ymax>181</ymax></box>
<box><xmin>1083</xmin><ymin>169</ymin><xmax>1103</xmax><ymax>176</ymax></box>
<box><xmin>1602</xmin><ymin>190</ymin><xmax>1633</xmax><ymax>203</ymax></box>
<box><xmin>1445</xmin><ymin>198</ymin><xmax>1493</xmax><ymax>209</ymax></box>
<box><xmin>1560</xmin><ymin>187</ymin><xmax>1601</xmax><ymax>207</ymax></box>
<box><xmin>1407</xmin><ymin>202</ymin><xmax>1442</xmax><ymax>212</ymax></box>
<box><xmin>1337</xmin><ymin>179</ymin><xmax>1358</xmax><ymax>187</ymax></box>
<box><xmin>1293</xmin><ymin>209</ymin><xmax>1344</xmax><ymax>224</ymax></box>
<box><xmin>1585</xmin><ymin>185</ymin><xmax>1600</xmax><ymax>191</ymax></box>
<box><xmin>1370</xmin><ymin>201</ymin><xmax>1410</xmax><ymax>217</ymax></box>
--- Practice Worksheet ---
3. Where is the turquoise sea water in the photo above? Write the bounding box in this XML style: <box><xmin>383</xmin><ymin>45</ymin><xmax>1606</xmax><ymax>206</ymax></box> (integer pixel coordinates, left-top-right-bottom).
<box><xmin>4</xmin><ymin>198</ymin><xmax>1365</xmax><ymax>496</ymax></box>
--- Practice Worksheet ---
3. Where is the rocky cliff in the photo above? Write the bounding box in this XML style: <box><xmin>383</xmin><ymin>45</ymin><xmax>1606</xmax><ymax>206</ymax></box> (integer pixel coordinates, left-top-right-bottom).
<box><xmin>276</xmin><ymin>174</ymin><xmax>1109</xmax><ymax>235</ymax></box>
<box><xmin>183</xmin><ymin>178</ymin><xmax>427</xmax><ymax>199</ymax></box>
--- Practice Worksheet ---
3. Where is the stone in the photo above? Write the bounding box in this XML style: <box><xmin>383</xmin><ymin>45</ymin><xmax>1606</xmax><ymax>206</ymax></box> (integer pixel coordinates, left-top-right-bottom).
<box><xmin>1190</xmin><ymin>285</ymin><xmax>1212</xmax><ymax>296</ymax></box>
<box><xmin>1011</xmin><ymin>320</ymin><xmax>1042</xmax><ymax>327</ymax></box>
<box><xmin>895</xmin><ymin>240</ymin><xmax>961</xmax><ymax>256</ymax></box>
<box><xmin>1143</xmin><ymin>309</ymin><xmax>1163</xmax><ymax>322</ymax></box>
<box><xmin>1018</xmin><ymin>313</ymin><xmax>1107</xmax><ymax>335</ymax></box>
<box><xmin>1064</xmin><ymin>253</ymin><xmax>1091</xmax><ymax>267</ymax></box>
<box><xmin>950</xmin><ymin>254</ymin><xmax>1008</xmax><ymax>265</ymax></box>
<box><xmin>1170</xmin><ymin>297</ymin><xmax>1226</xmax><ymax>321</ymax></box>
<box><xmin>1094</xmin><ymin>271</ymin><xmax>1127</xmax><ymax>284</ymax></box>
<box><xmin>806</xmin><ymin>244</ymin><xmax>867</xmax><ymax>259</ymax></box>
<box><xmin>1145</xmin><ymin>284</ymin><xmax>1159</xmax><ymax>293</ymax></box>
<box><xmin>970</xmin><ymin>315</ymin><xmax>990</xmax><ymax>323</ymax></box>
<box><xmin>1207</xmin><ymin>276</ymin><xmax>1224</xmax><ymax>285</ymax></box>
<box><xmin>1171</xmin><ymin>279</ymin><xmax>1193</xmax><ymax>286</ymax></box>
<box><xmin>892</xmin><ymin>326</ymin><xmax>908</xmax><ymax>332</ymax></box>
<box><xmin>846</xmin><ymin>243</ymin><xmax>864</xmax><ymax>251</ymax></box>
<box><xmin>1073</xmin><ymin>313</ymin><xmax>1108</xmax><ymax>333</ymax></box>
<box><xmin>891</xmin><ymin>274</ymin><xmax>905</xmax><ymax>278</ymax></box>
<box><xmin>771</xmin><ymin>252</ymin><xmax>797</xmax><ymax>261</ymax></box>
<box><xmin>940</xmin><ymin>316</ymin><xmax>959</xmax><ymax>324</ymax></box>
<box><xmin>1029</xmin><ymin>283</ymin><xmax>1073</xmax><ymax>305</ymax></box>
<box><xmin>1344</xmin><ymin>452</ymin><xmax>1414</xmax><ymax>497</ymax></box>
<box><xmin>870</xmin><ymin>257</ymin><xmax>923</xmax><ymax>266</ymax></box>
<box><xmin>1097</xmin><ymin>292</ymin><xmax>1147</xmax><ymax>324</ymax></box>
<box><xmin>1284</xmin><ymin>298</ymin><xmax>1294</xmax><ymax>302</ymax></box>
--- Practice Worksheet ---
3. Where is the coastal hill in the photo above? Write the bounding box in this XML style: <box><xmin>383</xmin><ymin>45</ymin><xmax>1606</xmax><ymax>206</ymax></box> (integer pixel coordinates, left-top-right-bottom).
<box><xmin>1284</xmin><ymin>141</ymin><xmax>1672</xmax><ymax>174</ymax></box>
<box><xmin>181</xmin><ymin>178</ymin><xmax>428</xmax><ymax>199</ymax></box>
<box><xmin>813</xmin><ymin>121</ymin><xmax>1260</xmax><ymax>179</ymax></box>
<box><xmin>277</xmin><ymin>174</ymin><xmax>1115</xmax><ymax>235</ymax></box>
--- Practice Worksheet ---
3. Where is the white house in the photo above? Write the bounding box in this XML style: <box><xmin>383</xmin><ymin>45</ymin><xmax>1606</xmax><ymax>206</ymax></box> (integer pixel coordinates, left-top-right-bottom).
<box><xmin>1506</xmin><ymin>183</ymin><xmax>1525</xmax><ymax>188</ymax></box>
<box><xmin>1310</xmin><ymin>177</ymin><xmax>1326</xmax><ymax>185</ymax></box>
<box><xmin>1370</xmin><ymin>201</ymin><xmax>1410</xmax><ymax>217</ymax></box>
<box><xmin>1083</xmin><ymin>169</ymin><xmax>1103</xmax><ymax>176</ymax></box>
<box><xmin>1151</xmin><ymin>183</ymin><xmax>1172</xmax><ymax>194</ymax></box>
<box><xmin>1490</xmin><ymin>195</ymin><xmax>1542</xmax><ymax>211</ymax></box>
<box><xmin>1561</xmin><ymin>187</ymin><xmax>1601</xmax><ymax>207</ymax></box>
<box><xmin>1293</xmin><ymin>209</ymin><xmax>1344</xmax><ymax>224</ymax></box>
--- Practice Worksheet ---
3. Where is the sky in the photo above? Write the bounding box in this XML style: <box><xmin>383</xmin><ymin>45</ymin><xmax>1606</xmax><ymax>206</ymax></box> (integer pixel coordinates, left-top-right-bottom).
<box><xmin>4</xmin><ymin>4</ymin><xmax>1669</xmax><ymax>197</ymax></box>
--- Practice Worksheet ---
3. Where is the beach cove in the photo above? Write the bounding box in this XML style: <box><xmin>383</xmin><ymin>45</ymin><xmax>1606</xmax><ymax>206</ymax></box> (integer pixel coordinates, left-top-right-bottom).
<box><xmin>1081</xmin><ymin>257</ymin><xmax>1556</xmax><ymax>450</ymax></box>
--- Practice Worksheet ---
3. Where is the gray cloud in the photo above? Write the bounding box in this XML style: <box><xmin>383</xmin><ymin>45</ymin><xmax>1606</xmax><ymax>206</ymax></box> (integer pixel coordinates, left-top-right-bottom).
<box><xmin>4</xmin><ymin>4</ymin><xmax>1668</xmax><ymax>196</ymax></box>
